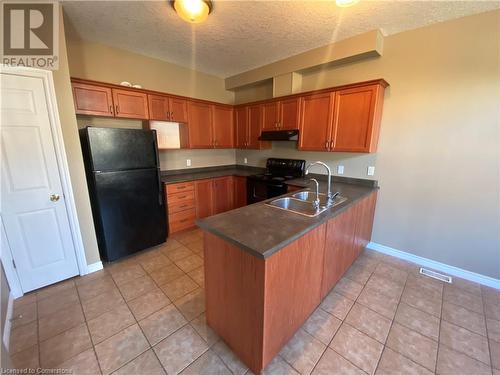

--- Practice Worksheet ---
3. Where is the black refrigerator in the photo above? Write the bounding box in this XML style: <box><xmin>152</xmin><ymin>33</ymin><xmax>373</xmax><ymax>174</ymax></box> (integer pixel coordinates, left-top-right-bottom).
<box><xmin>80</xmin><ymin>127</ymin><xmax>167</xmax><ymax>262</ymax></box>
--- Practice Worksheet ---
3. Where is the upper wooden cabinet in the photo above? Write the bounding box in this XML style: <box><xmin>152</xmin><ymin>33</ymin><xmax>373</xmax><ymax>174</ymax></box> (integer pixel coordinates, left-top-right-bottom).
<box><xmin>72</xmin><ymin>82</ymin><xmax>114</xmax><ymax>117</ymax></box>
<box><xmin>235</xmin><ymin>107</ymin><xmax>248</xmax><ymax>149</ymax></box>
<box><xmin>212</xmin><ymin>105</ymin><xmax>234</xmax><ymax>148</ymax></box>
<box><xmin>298</xmin><ymin>92</ymin><xmax>335</xmax><ymax>151</ymax></box>
<box><xmin>261</xmin><ymin>102</ymin><xmax>280</xmax><ymax>131</ymax></box>
<box><xmin>148</xmin><ymin>95</ymin><xmax>188</xmax><ymax>123</ymax></box>
<box><xmin>331</xmin><ymin>84</ymin><xmax>384</xmax><ymax>153</ymax></box>
<box><xmin>188</xmin><ymin>101</ymin><xmax>213</xmax><ymax>148</ymax></box>
<box><xmin>112</xmin><ymin>89</ymin><xmax>149</xmax><ymax>119</ymax></box>
<box><xmin>299</xmin><ymin>81</ymin><xmax>387</xmax><ymax>153</ymax></box>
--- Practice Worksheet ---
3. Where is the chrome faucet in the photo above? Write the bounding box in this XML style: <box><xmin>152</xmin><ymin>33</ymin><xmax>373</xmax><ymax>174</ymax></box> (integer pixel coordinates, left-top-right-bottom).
<box><xmin>305</xmin><ymin>161</ymin><xmax>334</xmax><ymax>204</ymax></box>
<box><xmin>308</xmin><ymin>178</ymin><xmax>321</xmax><ymax>210</ymax></box>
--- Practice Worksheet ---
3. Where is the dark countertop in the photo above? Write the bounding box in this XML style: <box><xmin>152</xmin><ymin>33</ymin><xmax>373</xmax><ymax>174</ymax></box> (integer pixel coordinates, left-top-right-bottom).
<box><xmin>197</xmin><ymin>179</ymin><xmax>378</xmax><ymax>259</ymax></box>
<box><xmin>161</xmin><ymin>165</ymin><xmax>264</xmax><ymax>184</ymax></box>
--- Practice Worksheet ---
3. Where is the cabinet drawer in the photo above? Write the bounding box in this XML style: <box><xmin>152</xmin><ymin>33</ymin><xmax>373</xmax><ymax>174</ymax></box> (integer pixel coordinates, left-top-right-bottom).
<box><xmin>169</xmin><ymin>208</ymin><xmax>196</xmax><ymax>233</ymax></box>
<box><xmin>167</xmin><ymin>182</ymin><xmax>194</xmax><ymax>195</ymax></box>
<box><xmin>168</xmin><ymin>190</ymin><xmax>195</xmax><ymax>204</ymax></box>
<box><xmin>168</xmin><ymin>199</ymin><xmax>195</xmax><ymax>214</ymax></box>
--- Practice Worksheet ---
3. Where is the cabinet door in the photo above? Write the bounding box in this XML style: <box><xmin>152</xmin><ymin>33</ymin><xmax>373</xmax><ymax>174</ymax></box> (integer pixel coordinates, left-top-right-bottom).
<box><xmin>195</xmin><ymin>179</ymin><xmax>214</xmax><ymax>219</ymax></box>
<box><xmin>298</xmin><ymin>92</ymin><xmax>334</xmax><ymax>151</ymax></box>
<box><xmin>233</xmin><ymin>176</ymin><xmax>247</xmax><ymax>209</ymax></box>
<box><xmin>148</xmin><ymin>94</ymin><xmax>169</xmax><ymax>121</ymax></box>
<box><xmin>72</xmin><ymin>82</ymin><xmax>114</xmax><ymax>116</ymax></box>
<box><xmin>212</xmin><ymin>177</ymin><xmax>234</xmax><ymax>215</ymax></box>
<box><xmin>321</xmin><ymin>207</ymin><xmax>357</xmax><ymax>298</ymax></box>
<box><xmin>112</xmin><ymin>89</ymin><xmax>149</xmax><ymax>119</ymax></box>
<box><xmin>169</xmin><ymin>97</ymin><xmax>188</xmax><ymax>123</ymax></box>
<box><xmin>331</xmin><ymin>85</ymin><xmax>380</xmax><ymax>152</ymax></box>
<box><xmin>247</xmin><ymin>105</ymin><xmax>263</xmax><ymax>149</ymax></box>
<box><xmin>279</xmin><ymin>98</ymin><xmax>300</xmax><ymax>130</ymax></box>
<box><xmin>261</xmin><ymin>102</ymin><xmax>280</xmax><ymax>131</ymax></box>
<box><xmin>188</xmin><ymin>101</ymin><xmax>213</xmax><ymax>148</ymax></box>
<box><xmin>212</xmin><ymin>105</ymin><xmax>234</xmax><ymax>148</ymax></box>
<box><xmin>235</xmin><ymin>107</ymin><xmax>248</xmax><ymax>149</ymax></box>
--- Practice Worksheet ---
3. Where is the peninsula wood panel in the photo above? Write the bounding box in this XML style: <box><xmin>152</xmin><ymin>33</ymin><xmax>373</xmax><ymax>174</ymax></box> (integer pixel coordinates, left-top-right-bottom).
<box><xmin>204</xmin><ymin>232</ymin><xmax>266</xmax><ymax>373</ymax></box>
<box><xmin>72</xmin><ymin>82</ymin><xmax>114</xmax><ymax>116</ymax></box>
<box><xmin>112</xmin><ymin>88</ymin><xmax>149</xmax><ymax>119</ymax></box>
<box><xmin>262</xmin><ymin>223</ymin><xmax>326</xmax><ymax>367</ymax></box>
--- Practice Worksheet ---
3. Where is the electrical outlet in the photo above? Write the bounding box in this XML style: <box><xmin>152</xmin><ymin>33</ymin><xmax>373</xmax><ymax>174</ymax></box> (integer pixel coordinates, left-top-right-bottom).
<box><xmin>367</xmin><ymin>166</ymin><xmax>375</xmax><ymax>176</ymax></box>
<box><xmin>186</xmin><ymin>159</ymin><xmax>191</xmax><ymax>167</ymax></box>
<box><xmin>337</xmin><ymin>165</ymin><xmax>344</xmax><ymax>175</ymax></box>
<box><xmin>244</xmin><ymin>158</ymin><xmax>248</xmax><ymax>164</ymax></box>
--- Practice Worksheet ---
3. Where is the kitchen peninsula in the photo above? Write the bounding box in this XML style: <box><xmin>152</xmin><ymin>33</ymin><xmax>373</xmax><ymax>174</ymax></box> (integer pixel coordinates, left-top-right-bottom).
<box><xmin>197</xmin><ymin>178</ymin><xmax>378</xmax><ymax>374</ymax></box>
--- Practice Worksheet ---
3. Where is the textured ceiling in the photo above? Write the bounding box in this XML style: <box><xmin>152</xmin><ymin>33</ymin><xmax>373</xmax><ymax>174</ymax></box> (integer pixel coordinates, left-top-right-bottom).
<box><xmin>62</xmin><ymin>1</ymin><xmax>500</xmax><ymax>78</ymax></box>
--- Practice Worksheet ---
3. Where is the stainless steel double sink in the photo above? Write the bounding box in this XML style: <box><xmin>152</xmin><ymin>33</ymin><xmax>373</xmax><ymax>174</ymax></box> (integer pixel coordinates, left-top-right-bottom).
<box><xmin>266</xmin><ymin>190</ymin><xmax>347</xmax><ymax>217</ymax></box>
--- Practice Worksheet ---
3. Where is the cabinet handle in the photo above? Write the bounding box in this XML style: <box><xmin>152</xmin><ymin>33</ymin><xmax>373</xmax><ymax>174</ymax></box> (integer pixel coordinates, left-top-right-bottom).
<box><xmin>170</xmin><ymin>111</ymin><xmax>174</xmax><ymax>119</ymax></box>
<box><xmin>325</xmin><ymin>141</ymin><xmax>329</xmax><ymax>150</ymax></box>
<box><xmin>179</xmin><ymin>218</ymin><xmax>190</xmax><ymax>223</ymax></box>
<box><xmin>109</xmin><ymin>105</ymin><xmax>113</xmax><ymax>114</ymax></box>
<box><xmin>115</xmin><ymin>105</ymin><xmax>119</xmax><ymax>114</ymax></box>
<box><xmin>330</xmin><ymin>140</ymin><xmax>334</xmax><ymax>150</ymax></box>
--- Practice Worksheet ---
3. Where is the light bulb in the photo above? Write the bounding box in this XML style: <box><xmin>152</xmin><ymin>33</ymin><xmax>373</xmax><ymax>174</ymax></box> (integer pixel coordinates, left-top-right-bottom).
<box><xmin>173</xmin><ymin>0</ymin><xmax>211</xmax><ymax>24</ymax></box>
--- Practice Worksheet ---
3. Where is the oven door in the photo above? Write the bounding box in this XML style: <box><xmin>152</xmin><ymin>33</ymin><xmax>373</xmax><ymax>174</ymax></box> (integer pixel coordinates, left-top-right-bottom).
<box><xmin>247</xmin><ymin>179</ymin><xmax>287</xmax><ymax>204</ymax></box>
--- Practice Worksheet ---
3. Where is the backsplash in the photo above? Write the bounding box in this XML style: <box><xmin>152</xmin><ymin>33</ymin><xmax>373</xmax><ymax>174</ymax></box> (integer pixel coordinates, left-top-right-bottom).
<box><xmin>235</xmin><ymin>142</ymin><xmax>378</xmax><ymax>180</ymax></box>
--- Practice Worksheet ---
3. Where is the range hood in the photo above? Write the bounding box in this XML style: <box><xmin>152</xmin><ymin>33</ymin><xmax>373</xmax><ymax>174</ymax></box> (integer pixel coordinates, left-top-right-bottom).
<box><xmin>259</xmin><ymin>130</ymin><xmax>299</xmax><ymax>141</ymax></box>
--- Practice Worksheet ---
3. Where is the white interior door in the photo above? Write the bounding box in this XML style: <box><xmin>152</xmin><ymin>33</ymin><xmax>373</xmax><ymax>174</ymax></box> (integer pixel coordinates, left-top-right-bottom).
<box><xmin>1</xmin><ymin>71</ymin><xmax>79</xmax><ymax>292</ymax></box>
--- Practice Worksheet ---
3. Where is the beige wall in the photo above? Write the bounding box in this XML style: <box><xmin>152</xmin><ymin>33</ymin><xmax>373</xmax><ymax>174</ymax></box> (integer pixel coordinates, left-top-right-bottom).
<box><xmin>53</xmin><ymin>8</ymin><xmax>101</xmax><ymax>265</ymax></box>
<box><xmin>66</xmin><ymin>38</ymin><xmax>234</xmax><ymax>105</ymax></box>
<box><xmin>235</xmin><ymin>11</ymin><xmax>500</xmax><ymax>279</ymax></box>
<box><xmin>76</xmin><ymin>116</ymin><xmax>236</xmax><ymax>170</ymax></box>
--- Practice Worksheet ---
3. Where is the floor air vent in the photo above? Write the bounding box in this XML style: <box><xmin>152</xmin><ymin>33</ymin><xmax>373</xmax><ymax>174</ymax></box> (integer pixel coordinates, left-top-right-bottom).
<box><xmin>419</xmin><ymin>268</ymin><xmax>453</xmax><ymax>283</ymax></box>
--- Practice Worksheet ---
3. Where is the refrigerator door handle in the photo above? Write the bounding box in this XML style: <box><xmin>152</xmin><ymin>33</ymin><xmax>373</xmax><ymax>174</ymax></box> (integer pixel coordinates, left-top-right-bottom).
<box><xmin>157</xmin><ymin>168</ymin><xmax>163</xmax><ymax>206</ymax></box>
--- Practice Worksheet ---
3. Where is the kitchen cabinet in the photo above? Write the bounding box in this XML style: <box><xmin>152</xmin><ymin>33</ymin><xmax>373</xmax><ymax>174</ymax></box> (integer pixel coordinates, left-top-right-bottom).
<box><xmin>235</xmin><ymin>107</ymin><xmax>248</xmax><ymax>148</ymax></box>
<box><xmin>194</xmin><ymin>179</ymin><xmax>214</xmax><ymax>219</ymax></box>
<box><xmin>331</xmin><ymin>84</ymin><xmax>384</xmax><ymax>152</ymax></box>
<box><xmin>112</xmin><ymin>88</ymin><xmax>149</xmax><ymax>119</ymax></box>
<box><xmin>261</xmin><ymin>102</ymin><xmax>280</xmax><ymax>131</ymax></box>
<box><xmin>233</xmin><ymin>176</ymin><xmax>247</xmax><ymax>208</ymax></box>
<box><xmin>188</xmin><ymin>101</ymin><xmax>213</xmax><ymax>148</ymax></box>
<box><xmin>213</xmin><ymin>176</ymin><xmax>234</xmax><ymax>214</ymax></box>
<box><xmin>165</xmin><ymin>182</ymin><xmax>196</xmax><ymax>234</ymax></box>
<box><xmin>298</xmin><ymin>92</ymin><xmax>335</xmax><ymax>151</ymax></box>
<box><xmin>262</xmin><ymin>98</ymin><xmax>300</xmax><ymax>131</ymax></box>
<box><xmin>247</xmin><ymin>105</ymin><xmax>262</xmax><ymax>149</ymax></box>
<box><xmin>352</xmin><ymin>191</ymin><xmax>377</xmax><ymax>256</ymax></box>
<box><xmin>72</xmin><ymin>82</ymin><xmax>114</xmax><ymax>117</ymax></box>
<box><xmin>212</xmin><ymin>105</ymin><xmax>234</xmax><ymax>148</ymax></box>
<box><xmin>148</xmin><ymin>94</ymin><xmax>188</xmax><ymax>123</ymax></box>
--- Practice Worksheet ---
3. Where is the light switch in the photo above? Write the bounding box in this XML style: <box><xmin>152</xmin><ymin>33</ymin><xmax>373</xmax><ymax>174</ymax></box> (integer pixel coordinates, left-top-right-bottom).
<box><xmin>367</xmin><ymin>166</ymin><xmax>375</xmax><ymax>176</ymax></box>
<box><xmin>244</xmin><ymin>158</ymin><xmax>248</xmax><ymax>164</ymax></box>
<box><xmin>337</xmin><ymin>165</ymin><xmax>344</xmax><ymax>175</ymax></box>
<box><xmin>186</xmin><ymin>159</ymin><xmax>191</xmax><ymax>167</ymax></box>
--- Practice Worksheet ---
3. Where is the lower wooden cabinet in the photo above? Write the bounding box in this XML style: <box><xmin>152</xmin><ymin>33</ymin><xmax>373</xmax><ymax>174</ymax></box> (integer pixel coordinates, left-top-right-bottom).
<box><xmin>167</xmin><ymin>176</ymin><xmax>245</xmax><ymax>233</ymax></box>
<box><xmin>233</xmin><ymin>176</ymin><xmax>247</xmax><ymax>208</ymax></box>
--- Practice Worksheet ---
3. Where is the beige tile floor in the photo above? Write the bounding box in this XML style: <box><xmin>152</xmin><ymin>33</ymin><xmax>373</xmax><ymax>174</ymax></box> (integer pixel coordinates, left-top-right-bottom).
<box><xmin>8</xmin><ymin>228</ymin><xmax>500</xmax><ymax>375</ymax></box>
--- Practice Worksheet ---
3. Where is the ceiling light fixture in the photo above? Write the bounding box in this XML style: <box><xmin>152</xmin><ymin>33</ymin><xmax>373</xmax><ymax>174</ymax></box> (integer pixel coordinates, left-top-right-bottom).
<box><xmin>335</xmin><ymin>0</ymin><xmax>359</xmax><ymax>7</ymax></box>
<box><xmin>172</xmin><ymin>0</ymin><xmax>212</xmax><ymax>24</ymax></box>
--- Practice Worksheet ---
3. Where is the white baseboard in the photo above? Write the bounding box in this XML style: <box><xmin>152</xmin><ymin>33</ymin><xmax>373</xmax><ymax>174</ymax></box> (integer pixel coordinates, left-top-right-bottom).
<box><xmin>3</xmin><ymin>292</ymin><xmax>14</xmax><ymax>351</ymax></box>
<box><xmin>367</xmin><ymin>242</ymin><xmax>500</xmax><ymax>290</ymax></box>
<box><xmin>86</xmin><ymin>261</ymin><xmax>103</xmax><ymax>274</ymax></box>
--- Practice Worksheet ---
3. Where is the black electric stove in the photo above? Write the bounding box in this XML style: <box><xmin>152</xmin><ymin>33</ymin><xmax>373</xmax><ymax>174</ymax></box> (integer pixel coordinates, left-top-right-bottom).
<box><xmin>247</xmin><ymin>158</ymin><xmax>305</xmax><ymax>204</ymax></box>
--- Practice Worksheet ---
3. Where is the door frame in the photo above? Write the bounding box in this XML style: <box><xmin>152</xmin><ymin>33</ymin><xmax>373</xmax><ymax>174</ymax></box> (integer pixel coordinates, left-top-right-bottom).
<box><xmin>0</xmin><ymin>66</ymin><xmax>89</xmax><ymax>298</ymax></box>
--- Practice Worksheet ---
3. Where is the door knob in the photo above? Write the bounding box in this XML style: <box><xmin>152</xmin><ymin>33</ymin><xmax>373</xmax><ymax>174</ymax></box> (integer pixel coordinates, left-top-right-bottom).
<box><xmin>50</xmin><ymin>194</ymin><xmax>60</xmax><ymax>202</ymax></box>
